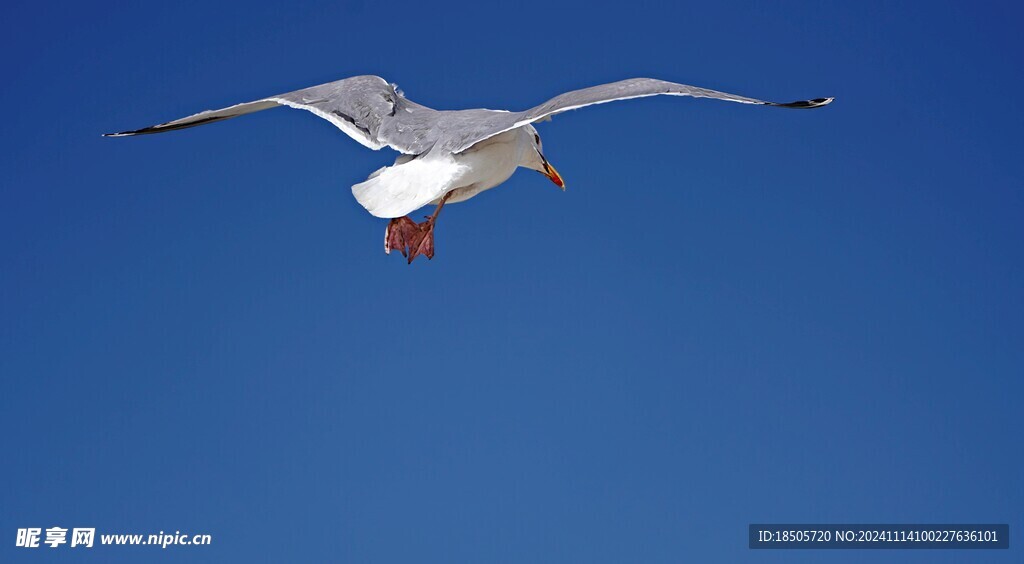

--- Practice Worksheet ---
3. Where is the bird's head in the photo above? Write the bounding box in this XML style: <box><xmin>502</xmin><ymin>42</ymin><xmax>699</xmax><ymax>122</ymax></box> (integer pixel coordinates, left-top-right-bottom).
<box><xmin>520</xmin><ymin>126</ymin><xmax>564</xmax><ymax>190</ymax></box>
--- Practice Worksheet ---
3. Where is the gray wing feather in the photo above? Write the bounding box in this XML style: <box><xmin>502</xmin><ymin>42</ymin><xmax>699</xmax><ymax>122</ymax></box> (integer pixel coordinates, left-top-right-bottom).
<box><xmin>106</xmin><ymin>76</ymin><xmax>832</xmax><ymax>158</ymax></box>
<box><xmin>104</xmin><ymin>75</ymin><xmax>431</xmax><ymax>154</ymax></box>
<box><xmin>444</xmin><ymin>78</ymin><xmax>834</xmax><ymax>154</ymax></box>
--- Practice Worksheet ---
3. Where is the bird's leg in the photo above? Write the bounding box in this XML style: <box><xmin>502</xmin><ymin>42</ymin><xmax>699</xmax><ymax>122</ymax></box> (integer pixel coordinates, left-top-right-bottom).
<box><xmin>384</xmin><ymin>191</ymin><xmax>453</xmax><ymax>263</ymax></box>
<box><xmin>385</xmin><ymin>216</ymin><xmax>419</xmax><ymax>258</ymax></box>
<box><xmin>406</xmin><ymin>191</ymin><xmax>453</xmax><ymax>263</ymax></box>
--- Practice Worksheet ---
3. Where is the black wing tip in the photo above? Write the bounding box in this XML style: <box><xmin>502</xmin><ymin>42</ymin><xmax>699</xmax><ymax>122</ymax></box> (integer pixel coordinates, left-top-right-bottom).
<box><xmin>772</xmin><ymin>97</ymin><xmax>835</xmax><ymax>109</ymax></box>
<box><xmin>102</xmin><ymin>126</ymin><xmax>163</xmax><ymax>137</ymax></box>
<box><xmin>102</xmin><ymin>115</ymin><xmax>234</xmax><ymax>138</ymax></box>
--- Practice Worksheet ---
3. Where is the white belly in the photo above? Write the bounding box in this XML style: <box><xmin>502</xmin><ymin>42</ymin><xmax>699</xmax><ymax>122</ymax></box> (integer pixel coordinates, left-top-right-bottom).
<box><xmin>439</xmin><ymin>129</ymin><xmax>524</xmax><ymax>205</ymax></box>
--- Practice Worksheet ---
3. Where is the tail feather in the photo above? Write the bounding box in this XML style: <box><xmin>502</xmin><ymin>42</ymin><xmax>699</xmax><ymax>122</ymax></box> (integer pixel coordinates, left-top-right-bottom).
<box><xmin>351</xmin><ymin>155</ymin><xmax>466</xmax><ymax>218</ymax></box>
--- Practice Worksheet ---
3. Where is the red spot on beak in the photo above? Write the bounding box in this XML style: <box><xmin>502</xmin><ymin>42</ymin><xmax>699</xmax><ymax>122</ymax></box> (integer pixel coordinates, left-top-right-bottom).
<box><xmin>544</xmin><ymin>162</ymin><xmax>565</xmax><ymax>190</ymax></box>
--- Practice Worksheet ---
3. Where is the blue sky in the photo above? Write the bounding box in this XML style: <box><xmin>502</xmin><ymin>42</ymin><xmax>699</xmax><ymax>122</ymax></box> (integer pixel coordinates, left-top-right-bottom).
<box><xmin>2</xmin><ymin>0</ymin><xmax>1022</xmax><ymax>562</ymax></box>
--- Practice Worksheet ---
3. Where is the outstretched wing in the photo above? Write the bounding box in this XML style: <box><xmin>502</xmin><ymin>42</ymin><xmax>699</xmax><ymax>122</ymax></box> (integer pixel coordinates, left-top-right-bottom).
<box><xmin>104</xmin><ymin>75</ymin><xmax>423</xmax><ymax>153</ymax></box>
<box><xmin>445</xmin><ymin>78</ymin><xmax>834</xmax><ymax>154</ymax></box>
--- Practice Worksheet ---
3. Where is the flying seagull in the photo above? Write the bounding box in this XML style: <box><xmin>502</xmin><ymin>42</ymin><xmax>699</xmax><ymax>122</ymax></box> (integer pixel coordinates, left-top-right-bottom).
<box><xmin>106</xmin><ymin>75</ymin><xmax>833</xmax><ymax>263</ymax></box>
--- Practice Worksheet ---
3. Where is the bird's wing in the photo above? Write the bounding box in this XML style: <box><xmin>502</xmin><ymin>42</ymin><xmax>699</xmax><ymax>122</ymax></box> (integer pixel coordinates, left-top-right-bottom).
<box><xmin>445</xmin><ymin>78</ymin><xmax>834</xmax><ymax>154</ymax></box>
<box><xmin>104</xmin><ymin>75</ymin><xmax>429</xmax><ymax>154</ymax></box>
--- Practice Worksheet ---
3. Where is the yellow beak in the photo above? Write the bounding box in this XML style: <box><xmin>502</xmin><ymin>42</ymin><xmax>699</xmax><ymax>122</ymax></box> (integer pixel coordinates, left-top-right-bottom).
<box><xmin>543</xmin><ymin>161</ymin><xmax>565</xmax><ymax>190</ymax></box>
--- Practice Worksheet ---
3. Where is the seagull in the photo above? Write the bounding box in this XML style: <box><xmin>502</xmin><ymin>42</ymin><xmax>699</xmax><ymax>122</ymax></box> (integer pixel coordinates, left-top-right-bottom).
<box><xmin>106</xmin><ymin>76</ymin><xmax>833</xmax><ymax>263</ymax></box>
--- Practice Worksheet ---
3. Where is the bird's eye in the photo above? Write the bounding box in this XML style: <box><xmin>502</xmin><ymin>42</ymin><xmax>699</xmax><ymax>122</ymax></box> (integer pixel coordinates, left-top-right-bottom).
<box><xmin>534</xmin><ymin>134</ymin><xmax>540</xmax><ymax>144</ymax></box>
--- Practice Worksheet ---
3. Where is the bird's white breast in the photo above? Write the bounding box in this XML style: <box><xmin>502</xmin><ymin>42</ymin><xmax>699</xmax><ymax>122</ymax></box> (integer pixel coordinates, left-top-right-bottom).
<box><xmin>444</xmin><ymin>129</ymin><xmax>528</xmax><ymax>204</ymax></box>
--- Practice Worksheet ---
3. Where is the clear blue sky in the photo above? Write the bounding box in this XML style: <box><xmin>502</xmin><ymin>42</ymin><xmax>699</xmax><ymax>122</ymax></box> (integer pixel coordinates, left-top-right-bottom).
<box><xmin>2</xmin><ymin>1</ymin><xmax>1021</xmax><ymax>562</ymax></box>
